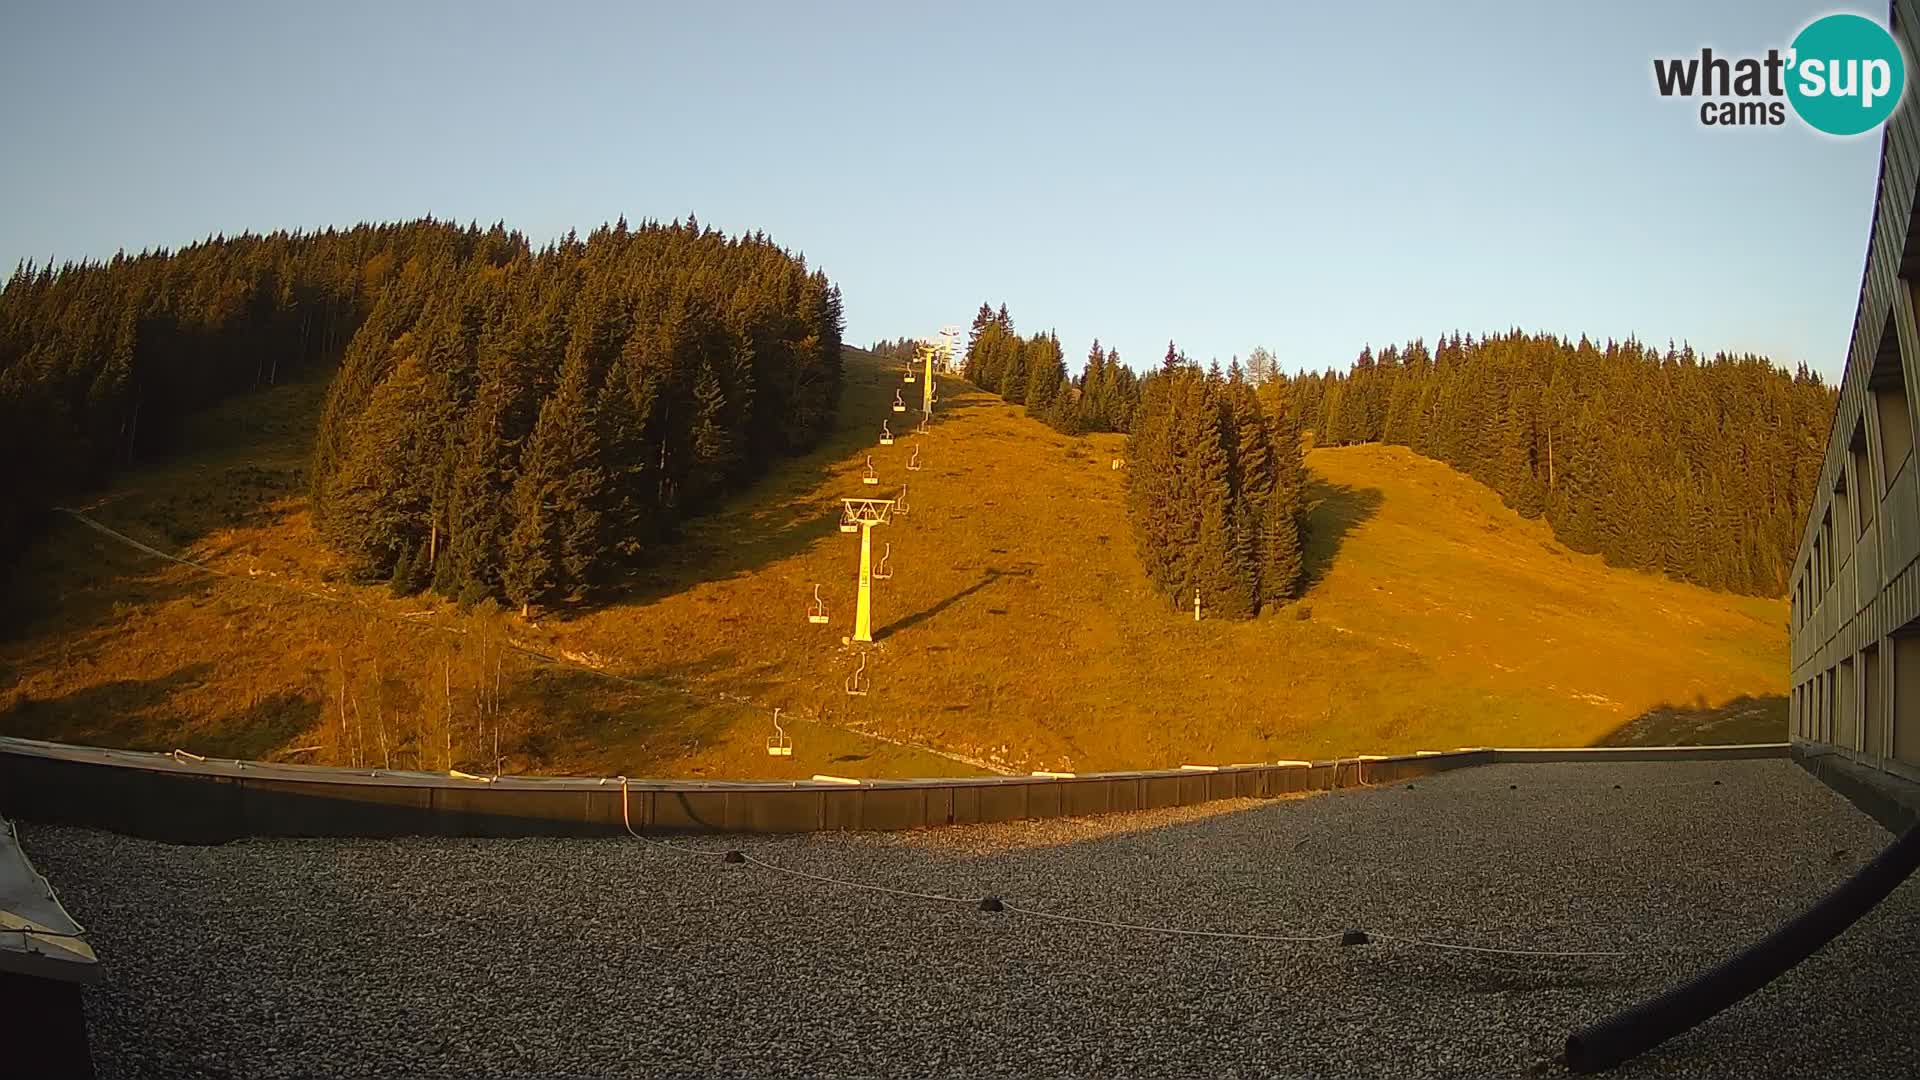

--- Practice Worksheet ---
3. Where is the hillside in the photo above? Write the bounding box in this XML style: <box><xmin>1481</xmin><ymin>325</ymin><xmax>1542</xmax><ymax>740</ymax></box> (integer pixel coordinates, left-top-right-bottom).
<box><xmin>0</xmin><ymin>348</ymin><xmax>1788</xmax><ymax>778</ymax></box>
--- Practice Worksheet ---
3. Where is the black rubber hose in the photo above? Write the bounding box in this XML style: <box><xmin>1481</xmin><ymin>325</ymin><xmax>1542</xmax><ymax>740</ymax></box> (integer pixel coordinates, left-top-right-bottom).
<box><xmin>1565</xmin><ymin>824</ymin><xmax>1920</xmax><ymax>1073</ymax></box>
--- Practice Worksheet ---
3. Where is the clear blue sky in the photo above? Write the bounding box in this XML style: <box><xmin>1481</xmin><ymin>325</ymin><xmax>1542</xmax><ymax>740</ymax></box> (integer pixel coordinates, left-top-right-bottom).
<box><xmin>0</xmin><ymin>0</ymin><xmax>1886</xmax><ymax>378</ymax></box>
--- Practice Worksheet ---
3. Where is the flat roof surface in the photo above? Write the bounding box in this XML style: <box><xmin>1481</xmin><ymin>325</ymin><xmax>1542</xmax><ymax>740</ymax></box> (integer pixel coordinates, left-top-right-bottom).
<box><xmin>23</xmin><ymin>759</ymin><xmax>1920</xmax><ymax>1078</ymax></box>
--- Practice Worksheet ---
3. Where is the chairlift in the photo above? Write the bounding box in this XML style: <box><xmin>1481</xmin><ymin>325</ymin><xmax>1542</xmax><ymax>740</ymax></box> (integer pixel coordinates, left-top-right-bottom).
<box><xmin>873</xmin><ymin>542</ymin><xmax>893</xmax><ymax>581</ymax></box>
<box><xmin>893</xmin><ymin>484</ymin><xmax>910</xmax><ymax>516</ymax></box>
<box><xmin>862</xmin><ymin>455</ymin><xmax>879</xmax><ymax>486</ymax></box>
<box><xmin>879</xmin><ymin>420</ymin><xmax>894</xmax><ymax>446</ymax></box>
<box><xmin>839</xmin><ymin>505</ymin><xmax>860</xmax><ymax>533</ymax></box>
<box><xmin>808</xmin><ymin>584</ymin><xmax>829</xmax><ymax>624</ymax></box>
<box><xmin>766</xmin><ymin>707</ymin><xmax>793</xmax><ymax>757</ymax></box>
<box><xmin>907</xmin><ymin>442</ymin><xmax>922</xmax><ymax>472</ymax></box>
<box><xmin>892</xmin><ymin>390</ymin><xmax>907</xmax><ymax>413</ymax></box>
<box><xmin>845</xmin><ymin>652</ymin><xmax>870</xmax><ymax>697</ymax></box>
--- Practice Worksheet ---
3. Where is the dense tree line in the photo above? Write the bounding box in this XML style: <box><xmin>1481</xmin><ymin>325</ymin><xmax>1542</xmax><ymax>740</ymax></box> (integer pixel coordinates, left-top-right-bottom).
<box><xmin>1126</xmin><ymin>344</ymin><xmax>1309</xmax><ymax>618</ymax></box>
<box><xmin>310</xmin><ymin>217</ymin><xmax>843</xmax><ymax>610</ymax></box>
<box><xmin>0</xmin><ymin>220</ymin><xmax>487</xmax><ymax>570</ymax></box>
<box><xmin>960</xmin><ymin>302</ymin><xmax>1140</xmax><ymax>435</ymax></box>
<box><xmin>1280</xmin><ymin>331</ymin><xmax>1833</xmax><ymax>596</ymax></box>
<box><xmin>0</xmin><ymin>217</ymin><xmax>841</xmax><ymax>611</ymax></box>
<box><xmin>866</xmin><ymin>336</ymin><xmax>922</xmax><ymax>363</ymax></box>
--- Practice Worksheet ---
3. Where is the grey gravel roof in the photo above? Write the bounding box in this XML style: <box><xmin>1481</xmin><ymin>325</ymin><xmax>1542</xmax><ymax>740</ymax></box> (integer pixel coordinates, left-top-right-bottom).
<box><xmin>20</xmin><ymin>759</ymin><xmax>1920</xmax><ymax>1079</ymax></box>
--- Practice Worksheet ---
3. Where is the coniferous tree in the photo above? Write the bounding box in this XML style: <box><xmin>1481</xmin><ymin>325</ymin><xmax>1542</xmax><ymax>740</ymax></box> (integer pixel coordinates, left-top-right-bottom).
<box><xmin>1281</xmin><ymin>329</ymin><xmax>1832</xmax><ymax>595</ymax></box>
<box><xmin>1125</xmin><ymin>363</ymin><xmax>1296</xmax><ymax>618</ymax></box>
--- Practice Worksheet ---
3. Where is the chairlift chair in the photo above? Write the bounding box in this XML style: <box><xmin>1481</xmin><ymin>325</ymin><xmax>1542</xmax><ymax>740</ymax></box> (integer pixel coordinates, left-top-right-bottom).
<box><xmin>845</xmin><ymin>652</ymin><xmax>870</xmax><ymax>697</ymax></box>
<box><xmin>907</xmin><ymin>442</ymin><xmax>922</xmax><ymax>471</ymax></box>
<box><xmin>839</xmin><ymin>505</ymin><xmax>860</xmax><ymax>533</ymax></box>
<box><xmin>879</xmin><ymin>420</ymin><xmax>893</xmax><ymax>446</ymax></box>
<box><xmin>873</xmin><ymin>542</ymin><xmax>893</xmax><ymax>580</ymax></box>
<box><xmin>893</xmin><ymin>484</ymin><xmax>909</xmax><ymax>516</ymax></box>
<box><xmin>862</xmin><ymin>455</ymin><xmax>879</xmax><ymax>486</ymax></box>
<box><xmin>808</xmin><ymin>584</ymin><xmax>829</xmax><ymax>624</ymax></box>
<box><xmin>892</xmin><ymin>390</ymin><xmax>907</xmax><ymax>413</ymax></box>
<box><xmin>904</xmin><ymin>367</ymin><xmax>916</xmax><ymax>384</ymax></box>
<box><xmin>766</xmin><ymin>707</ymin><xmax>793</xmax><ymax>757</ymax></box>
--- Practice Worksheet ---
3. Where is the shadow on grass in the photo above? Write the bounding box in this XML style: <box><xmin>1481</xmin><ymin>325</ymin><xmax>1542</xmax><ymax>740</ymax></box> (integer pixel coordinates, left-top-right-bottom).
<box><xmin>1300</xmin><ymin>478</ymin><xmax>1385</xmax><ymax>588</ymax></box>
<box><xmin>2</xmin><ymin>552</ymin><xmax>210</xmax><ymax>646</ymax></box>
<box><xmin>509</xmin><ymin>657</ymin><xmax>742</xmax><ymax>774</ymax></box>
<box><xmin>577</xmin><ymin>351</ymin><xmax>934</xmax><ymax>614</ymax></box>
<box><xmin>206</xmin><ymin>692</ymin><xmax>324</xmax><ymax>761</ymax></box>
<box><xmin>1595</xmin><ymin>694</ymin><xmax>1787</xmax><ymax>747</ymax></box>
<box><xmin>0</xmin><ymin>662</ymin><xmax>214</xmax><ymax>750</ymax></box>
<box><xmin>3</xmin><ymin>375</ymin><xmax>332</xmax><ymax>642</ymax></box>
<box><xmin>879</xmin><ymin>567</ymin><xmax>1032</xmax><ymax>640</ymax></box>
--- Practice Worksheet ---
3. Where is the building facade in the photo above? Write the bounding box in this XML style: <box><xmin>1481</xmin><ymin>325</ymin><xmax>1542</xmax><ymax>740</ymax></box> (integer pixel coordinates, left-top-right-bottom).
<box><xmin>1788</xmin><ymin>0</ymin><xmax>1920</xmax><ymax>829</ymax></box>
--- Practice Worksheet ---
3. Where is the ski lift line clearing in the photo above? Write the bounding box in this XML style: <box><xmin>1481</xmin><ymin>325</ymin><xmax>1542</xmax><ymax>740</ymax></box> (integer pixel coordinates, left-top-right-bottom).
<box><xmin>766</xmin><ymin>708</ymin><xmax>793</xmax><ymax>757</ymax></box>
<box><xmin>808</xmin><ymin>584</ymin><xmax>829</xmax><ymax>625</ymax></box>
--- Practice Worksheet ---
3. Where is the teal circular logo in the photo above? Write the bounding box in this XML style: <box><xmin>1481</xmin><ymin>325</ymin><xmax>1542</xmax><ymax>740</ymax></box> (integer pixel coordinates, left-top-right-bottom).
<box><xmin>1787</xmin><ymin>14</ymin><xmax>1906</xmax><ymax>135</ymax></box>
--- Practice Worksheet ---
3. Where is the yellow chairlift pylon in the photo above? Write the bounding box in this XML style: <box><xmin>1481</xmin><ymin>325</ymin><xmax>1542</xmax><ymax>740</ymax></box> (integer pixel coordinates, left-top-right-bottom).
<box><xmin>879</xmin><ymin>420</ymin><xmax>894</xmax><ymax>446</ymax></box>
<box><xmin>807</xmin><ymin>583</ymin><xmax>829</xmax><ymax>624</ymax></box>
<box><xmin>907</xmin><ymin>441</ymin><xmax>922</xmax><ymax>472</ymax></box>
<box><xmin>920</xmin><ymin>340</ymin><xmax>937</xmax><ymax>414</ymax></box>
<box><xmin>892</xmin><ymin>390</ymin><xmax>907</xmax><ymax>414</ymax></box>
<box><xmin>766</xmin><ymin>707</ymin><xmax>793</xmax><ymax>757</ymax></box>
<box><xmin>873</xmin><ymin>542</ymin><xmax>893</xmax><ymax>581</ymax></box>
<box><xmin>862</xmin><ymin>455</ymin><xmax>879</xmax><ymax>486</ymax></box>
<box><xmin>840</xmin><ymin>497</ymin><xmax>895</xmax><ymax>643</ymax></box>
<box><xmin>845</xmin><ymin>652</ymin><xmax>871</xmax><ymax>697</ymax></box>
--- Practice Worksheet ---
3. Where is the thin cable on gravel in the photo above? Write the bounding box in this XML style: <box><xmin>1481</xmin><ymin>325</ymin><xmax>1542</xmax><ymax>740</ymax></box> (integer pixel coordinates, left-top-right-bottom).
<box><xmin>22</xmin><ymin>759</ymin><xmax>1920</xmax><ymax>1079</ymax></box>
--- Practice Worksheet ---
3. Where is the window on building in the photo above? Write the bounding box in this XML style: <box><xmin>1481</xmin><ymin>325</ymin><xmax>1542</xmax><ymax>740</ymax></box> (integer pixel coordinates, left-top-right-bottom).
<box><xmin>1864</xmin><ymin>644</ymin><xmax>1884</xmax><ymax>759</ymax></box>
<box><xmin>1850</xmin><ymin>421</ymin><xmax>1875</xmax><ymax>536</ymax></box>
<box><xmin>1823</xmin><ymin>509</ymin><xmax>1835</xmax><ymax>589</ymax></box>
<box><xmin>1873</xmin><ymin>307</ymin><xmax>1914</xmax><ymax>488</ymax></box>
<box><xmin>1834</xmin><ymin>475</ymin><xmax>1853</xmax><ymax>555</ymax></box>
<box><xmin>1894</xmin><ymin>622</ymin><xmax>1920</xmax><ymax>766</ymax></box>
<box><xmin>1836</xmin><ymin>656</ymin><xmax>1857</xmax><ymax>750</ymax></box>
